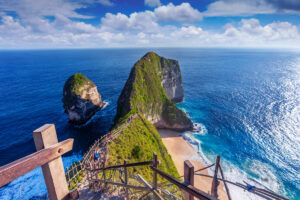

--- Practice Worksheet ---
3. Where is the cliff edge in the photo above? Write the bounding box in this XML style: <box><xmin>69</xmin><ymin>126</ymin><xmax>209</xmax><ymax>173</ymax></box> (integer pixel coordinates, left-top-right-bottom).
<box><xmin>62</xmin><ymin>73</ymin><xmax>105</xmax><ymax>125</ymax></box>
<box><xmin>115</xmin><ymin>52</ymin><xmax>193</xmax><ymax>131</ymax></box>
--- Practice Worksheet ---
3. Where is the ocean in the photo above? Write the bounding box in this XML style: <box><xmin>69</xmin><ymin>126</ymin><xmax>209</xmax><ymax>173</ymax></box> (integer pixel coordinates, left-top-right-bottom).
<box><xmin>0</xmin><ymin>48</ymin><xmax>299</xmax><ymax>199</ymax></box>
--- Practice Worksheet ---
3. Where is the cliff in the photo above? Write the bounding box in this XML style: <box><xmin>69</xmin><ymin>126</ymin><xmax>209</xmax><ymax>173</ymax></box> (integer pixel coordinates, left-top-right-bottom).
<box><xmin>62</xmin><ymin>73</ymin><xmax>105</xmax><ymax>125</ymax></box>
<box><xmin>115</xmin><ymin>52</ymin><xmax>193</xmax><ymax>131</ymax></box>
<box><xmin>107</xmin><ymin>114</ymin><xmax>182</xmax><ymax>197</ymax></box>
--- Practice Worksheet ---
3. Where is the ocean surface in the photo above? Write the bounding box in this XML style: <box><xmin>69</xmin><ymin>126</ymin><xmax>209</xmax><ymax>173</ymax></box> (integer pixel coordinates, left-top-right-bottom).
<box><xmin>0</xmin><ymin>48</ymin><xmax>299</xmax><ymax>200</ymax></box>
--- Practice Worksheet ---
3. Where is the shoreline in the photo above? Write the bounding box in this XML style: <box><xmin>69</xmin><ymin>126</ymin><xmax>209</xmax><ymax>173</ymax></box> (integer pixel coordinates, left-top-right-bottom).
<box><xmin>158</xmin><ymin>129</ymin><xmax>228</xmax><ymax>200</ymax></box>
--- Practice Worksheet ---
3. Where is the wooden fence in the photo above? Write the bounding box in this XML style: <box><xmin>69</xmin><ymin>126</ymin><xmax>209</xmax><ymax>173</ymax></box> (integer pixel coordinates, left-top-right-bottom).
<box><xmin>64</xmin><ymin>118</ymin><xmax>129</xmax><ymax>189</ymax></box>
<box><xmin>0</xmin><ymin>121</ymin><xmax>290</xmax><ymax>200</ymax></box>
<box><xmin>0</xmin><ymin>124</ymin><xmax>75</xmax><ymax>200</ymax></box>
<box><xmin>85</xmin><ymin>152</ymin><xmax>289</xmax><ymax>200</ymax></box>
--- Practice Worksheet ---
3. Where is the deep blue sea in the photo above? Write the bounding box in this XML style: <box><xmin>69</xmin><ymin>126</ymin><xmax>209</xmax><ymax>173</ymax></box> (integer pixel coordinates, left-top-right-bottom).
<box><xmin>0</xmin><ymin>48</ymin><xmax>299</xmax><ymax>200</ymax></box>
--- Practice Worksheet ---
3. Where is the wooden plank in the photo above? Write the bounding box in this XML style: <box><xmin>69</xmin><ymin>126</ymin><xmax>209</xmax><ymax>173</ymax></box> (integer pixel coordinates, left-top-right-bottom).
<box><xmin>152</xmin><ymin>152</ymin><xmax>158</xmax><ymax>189</ymax></box>
<box><xmin>195</xmin><ymin>173</ymin><xmax>289</xmax><ymax>200</ymax></box>
<box><xmin>211</xmin><ymin>155</ymin><xmax>220</xmax><ymax>198</ymax></box>
<box><xmin>150</xmin><ymin>166</ymin><xmax>216</xmax><ymax>200</ymax></box>
<box><xmin>218</xmin><ymin>164</ymin><xmax>232</xmax><ymax>200</ymax></box>
<box><xmin>124</xmin><ymin>160</ymin><xmax>129</xmax><ymax>200</ymax></box>
<box><xmin>0</xmin><ymin>139</ymin><xmax>73</xmax><ymax>187</ymax></box>
<box><xmin>136</xmin><ymin>175</ymin><xmax>164</xmax><ymax>200</ymax></box>
<box><xmin>194</xmin><ymin>164</ymin><xmax>215</xmax><ymax>173</ymax></box>
<box><xmin>87</xmin><ymin>161</ymin><xmax>153</xmax><ymax>171</ymax></box>
<box><xmin>184</xmin><ymin>160</ymin><xmax>194</xmax><ymax>200</ymax></box>
<box><xmin>90</xmin><ymin>179</ymin><xmax>148</xmax><ymax>191</ymax></box>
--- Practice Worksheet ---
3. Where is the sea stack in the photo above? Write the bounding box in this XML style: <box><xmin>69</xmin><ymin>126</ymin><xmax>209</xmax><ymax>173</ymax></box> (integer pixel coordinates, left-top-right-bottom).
<box><xmin>115</xmin><ymin>52</ymin><xmax>193</xmax><ymax>131</ymax></box>
<box><xmin>62</xmin><ymin>73</ymin><xmax>104</xmax><ymax>125</ymax></box>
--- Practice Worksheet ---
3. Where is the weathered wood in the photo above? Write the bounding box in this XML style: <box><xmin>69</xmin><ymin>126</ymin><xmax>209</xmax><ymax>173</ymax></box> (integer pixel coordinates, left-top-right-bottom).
<box><xmin>211</xmin><ymin>155</ymin><xmax>220</xmax><ymax>198</ymax></box>
<box><xmin>90</xmin><ymin>179</ymin><xmax>148</xmax><ymax>191</ymax></box>
<box><xmin>150</xmin><ymin>166</ymin><xmax>216</xmax><ymax>200</ymax></box>
<box><xmin>87</xmin><ymin>161</ymin><xmax>153</xmax><ymax>171</ymax></box>
<box><xmin>152</xmin><ymin>152</ymin><xmax>158</xmax><ymax>189</ymax></box>
<box><xmin>0</xmin><ymin>139</ymin><xmax>73</xmax><ymax>188</ymax></box>
<box><xmin>184</xmin><ymin>160</ymin><xmax>194</xmax><ymax>200</ymax></box>
<box><xmin>194</xmin><ymin>164</ymin><xmax>215</xmax><ymax>173</ymax></box>
<box><xmin>33</xmin><ymin>124</ymin><xmax>71</xmax><ymax>200</ymax></box>
<box><xmin>136</xmin><ymin>174</ymin><xmax>163</xmax><ymax>200</ymax></box>
<box><xmin>218</xmin><ymin>164</ymin><xmax>232</xmax><ymax>200</ymax></box>
<box><xmin>124</xmin><ymin>159</ymin><xmax>129</xmax><ymax>200</ymax></box>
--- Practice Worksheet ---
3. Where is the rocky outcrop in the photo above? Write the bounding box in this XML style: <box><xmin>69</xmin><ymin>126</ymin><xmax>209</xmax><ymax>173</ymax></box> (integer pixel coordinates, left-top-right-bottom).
<box><xmin>62</xmin><ymin>73</ymin><xmax>105</xmax><ymax>125</ymax></box>
<box><xmin>115</xmin><ymin>52</ymin><xmax>193</xmax><ymax>131</ymax></box>
<box><xmin>161</xmin><ymin>59</ymin><xmax>184</xmax><ymax>103</ymax></box>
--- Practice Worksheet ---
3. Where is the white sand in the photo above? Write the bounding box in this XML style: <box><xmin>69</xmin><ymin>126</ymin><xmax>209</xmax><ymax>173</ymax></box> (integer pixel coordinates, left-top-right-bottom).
<box><xmin>158</xmin><ymin>129</ymin><xmax>228</xmax><ymax>200</ymax></box>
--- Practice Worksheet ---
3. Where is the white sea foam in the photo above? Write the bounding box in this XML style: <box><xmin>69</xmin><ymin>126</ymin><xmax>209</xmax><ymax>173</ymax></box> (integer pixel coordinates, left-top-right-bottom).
<box><xmin>74</xmin><ymin>100</ymin><xmax>110</xmax><ymax>127</ymax></box>
<box><xmin>102</xmin><ymin>100</ymin><xmax>109</xmax><ymax>109</ymax></box>
<box><xmin>192</xmin><ymin>122</ymin><xmax>208</xmax><ymax>135</ymax></box>
<box><xmin>182</xmin><ymin>125</ymin><xmax>284</xmax><ymax>200</ymax></box>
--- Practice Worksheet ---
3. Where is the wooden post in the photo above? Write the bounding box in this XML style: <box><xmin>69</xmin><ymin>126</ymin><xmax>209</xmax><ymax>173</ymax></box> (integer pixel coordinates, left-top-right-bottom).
<box><xmin>219</xmin><ymin>164</ymin><xmax>232</xmax><ymax>200</ymax></box>
<box><xmin>184</xmin><ymin>160</ymin><xmax>195</xmax><ymax>200</ymax></box>
<box><xmin>152</xmin><ymin>152</ymin><xmax>158</xmax><ymax>189</ymax></box>
<box><xmin>211</xmin><ymin>155</ymin><xmax>220</xmax><ymax>198</ymax></box>
<box><xmin>124</xmin><ymin>159</ymin><xmax>129</xmax><ymax>200</ymax></box>
<box><xmin>32</xmin><ymin>124</ymin><xmax>69</xmax><ymax>200</ymax></box>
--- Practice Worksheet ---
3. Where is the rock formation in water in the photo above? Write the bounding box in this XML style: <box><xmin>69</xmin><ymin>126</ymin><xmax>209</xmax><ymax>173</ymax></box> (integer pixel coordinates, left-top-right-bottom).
<box><xmin>115</xmin><ymin>52</ymin><xmax>193</xmax><ymax>131</ymax></box>
<box><xmin>62</xmin><ymin>73</ymin><xmax>105</xmax><ymax>125</ymax></box>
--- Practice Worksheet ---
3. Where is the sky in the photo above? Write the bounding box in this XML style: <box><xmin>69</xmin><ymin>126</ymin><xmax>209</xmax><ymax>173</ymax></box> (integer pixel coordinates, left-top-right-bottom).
<box><xmin>0</xmin><ymin>0</ymin><xmax>300</xmax><ymax>49</ymax></box>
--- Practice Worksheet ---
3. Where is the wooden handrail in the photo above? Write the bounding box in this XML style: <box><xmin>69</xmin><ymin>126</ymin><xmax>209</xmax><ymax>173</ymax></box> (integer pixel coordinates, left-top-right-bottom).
<box><xmin>211</xmin><ymin>155</ymin><xmax>220</xmax><ymax>197</ymax></box>
<box><xmin>195</xmin><ymin>173</ymin><xmax>289</xmax><ymax>200</ymax></box>
<box><xmin>86</xmin><ymin>161</ymin><xmax>153</xmax><ymax>171</ymax></box>
<box><xmin>150</xmin><ymin>166</ymin><xmax>217</xmax><ymax>200</ymax></box>
<box><xmin>0</xmin><ymin>138</ymin><xmax>74</xmax><ymax>187</ymax></box>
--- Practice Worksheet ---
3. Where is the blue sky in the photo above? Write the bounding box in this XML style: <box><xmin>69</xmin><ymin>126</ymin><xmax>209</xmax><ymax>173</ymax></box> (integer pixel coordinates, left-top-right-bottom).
<box><xmin>0</xmin><ymin>0</ymin><xmax>300</xmax><ymax>49</ymax></box>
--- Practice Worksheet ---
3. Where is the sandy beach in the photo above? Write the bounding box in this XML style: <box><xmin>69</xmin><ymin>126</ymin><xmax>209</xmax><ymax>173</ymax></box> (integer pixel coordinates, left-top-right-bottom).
<box><xmin>158</xmin><ymin>129</ymin><xmax>228</xmax><ymax>200</ymax></box>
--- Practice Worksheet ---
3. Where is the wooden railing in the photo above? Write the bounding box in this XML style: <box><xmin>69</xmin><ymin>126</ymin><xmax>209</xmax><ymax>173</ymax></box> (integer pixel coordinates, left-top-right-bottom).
<box><xmin>0</xmin><ymin>122</ymin><xmax>289</xmax><ymax>200</ymax></box>
<box><xmin>64</xmin><ymin>116</ymin><xmax>131</xmax><ymax>189</ymax></box>
<box><xmin>86</xmin><ymin>152</ymin><xmax>289</xmax><ymax>200</ymax></box>
<box><xmin>0</xmin><ymin>124</ymin><xmax>75</xmax><ymax>200</ymax></box>
<box><xmin>86</xmin><ymin>152</ymin><xmax>217</xmax><ymax>200</ymax></box>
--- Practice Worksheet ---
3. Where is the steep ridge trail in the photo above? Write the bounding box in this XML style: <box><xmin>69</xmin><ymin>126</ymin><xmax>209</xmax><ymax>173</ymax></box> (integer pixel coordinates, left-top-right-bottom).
<box><xmin>73</xmin><ymin>114</ymin><xmax>138</xmax><ymax>198</ymax></box>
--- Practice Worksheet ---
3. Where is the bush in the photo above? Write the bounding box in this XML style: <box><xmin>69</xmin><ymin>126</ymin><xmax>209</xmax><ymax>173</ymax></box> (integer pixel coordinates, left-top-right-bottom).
<box><xmin>131</xmin><ymin>145</ymin><xmax>143</xmax><ymax>159</ymax></box>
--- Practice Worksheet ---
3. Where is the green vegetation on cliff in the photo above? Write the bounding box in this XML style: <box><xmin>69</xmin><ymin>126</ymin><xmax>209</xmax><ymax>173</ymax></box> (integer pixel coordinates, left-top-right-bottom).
<box><xmin>64</xmin><ymin>73</ymin><xmax>94</xmax><ymax>95</ymax></box>
<box><xmin>115</xmin><ymin>52</ymin><xmax>192</xmax><ymax>130</ymax></box>
<box><xmin>107</xmin><ymin>114</ymin><xmax>182</xmax><ymax>196</ymax></box>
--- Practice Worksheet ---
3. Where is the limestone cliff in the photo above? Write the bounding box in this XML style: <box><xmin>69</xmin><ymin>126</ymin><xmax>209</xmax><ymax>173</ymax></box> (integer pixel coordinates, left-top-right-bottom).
<box><xmin>115</xmin><ymin>52</ymin><xmax>193</xmax><ymax>131</ymax></box>
<box><xmin>161</xmin><ymin>58</ymin><xmax>184</xmax><ymax>103</ymax></box>
<box><xmin>62</xmin><ymin>73</ymin><xmax>104</xmax><ymax>125</ymax></box>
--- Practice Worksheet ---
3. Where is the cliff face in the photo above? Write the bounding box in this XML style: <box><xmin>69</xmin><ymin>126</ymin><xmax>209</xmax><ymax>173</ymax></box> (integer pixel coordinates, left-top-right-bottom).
<box><xmin>115</xmin><ymin>52</ymin><xmax>193</xmax><ymax>131</ymax></box>
<box><xmin>161</xmin><ymin>59</ymin><xmax>184</xmax><ymax>103</ymax></box>
<box><xmin>62</xmin><ymin>73</ymin><xmax>104</xmax><ymax>125</ymax></box>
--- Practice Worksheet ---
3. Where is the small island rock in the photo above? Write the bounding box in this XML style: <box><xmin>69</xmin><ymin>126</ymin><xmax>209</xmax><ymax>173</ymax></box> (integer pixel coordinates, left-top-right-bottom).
<box><xmin>62</xmin><ymin>73</ymin><xmax>104</xmax><ymax>125</ymax></box>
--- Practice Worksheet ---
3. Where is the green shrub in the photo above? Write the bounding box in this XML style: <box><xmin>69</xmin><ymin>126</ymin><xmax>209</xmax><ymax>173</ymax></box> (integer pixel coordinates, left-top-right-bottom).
<box><xmin>131</xmin><ymin>145</ymin><xmax>143</xmax><ymax>159</ymax></box>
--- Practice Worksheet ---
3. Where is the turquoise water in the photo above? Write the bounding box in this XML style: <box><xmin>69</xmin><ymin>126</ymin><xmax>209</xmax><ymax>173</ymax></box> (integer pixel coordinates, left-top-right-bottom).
<box><xmin>0</xmin><ymin>49</ymin><xmax>299</xmax><ymax>199</ymax></box>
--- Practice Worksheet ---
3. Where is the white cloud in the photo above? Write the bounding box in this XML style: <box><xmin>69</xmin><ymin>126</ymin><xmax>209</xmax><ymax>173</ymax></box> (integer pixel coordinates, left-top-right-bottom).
<box><xmin>0</xmin><ymin>0</ymin><xmax>299</xmax><ymax>49</ymax></box>
<box><xmin>98</xmin><ymin>0</ymin><xmax>114</xmax><ymax>6</ymax></box>
<box><xmin>0</xmin><ymin>0</ymin><xmax>92</xmax><ymax>33</ymax></box>
<box><xmin>100</xmin><ymin>3</ymin><xmax>202</xmax><ymax>33</ymax></box>
<box><xmin>145</xmin><ymin>0</ymin><xmax>161</xmax><ymax>7</ymax></box>
<box><xmin>154</xmin><ymin>3</ymin><xmax>202</xmax><ymax>22</ymax></box>
<box><xmin>203</xmin><ymin>0</ymin><xmax>275</xmax><ymax>17</ymax></box>
<box><xmin>101</xmin><ymin>11</ymin><xmax>159</xmax><ymax>33</ymax></box>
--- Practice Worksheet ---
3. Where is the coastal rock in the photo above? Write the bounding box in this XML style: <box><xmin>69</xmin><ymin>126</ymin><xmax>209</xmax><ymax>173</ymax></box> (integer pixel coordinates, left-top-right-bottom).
<box><xmin>161</xmin><ymin>58</ymin><xmax>184</xmax><ymax>103</ymax></box>
<box><xmin>62</xmin><ymin>73</ymin><xmax>104</xmax><ymax>125</ymax></box>
<box><xmin>115</xmin><ymin>52</ymin><xmax>193</xmax><ymax>131</ymax></box>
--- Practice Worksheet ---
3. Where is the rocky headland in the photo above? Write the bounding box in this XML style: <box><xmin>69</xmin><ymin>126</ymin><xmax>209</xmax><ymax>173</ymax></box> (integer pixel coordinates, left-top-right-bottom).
<box><xmin>62</xmin><ymin>73</ymin><xmax>105</xmax><ymax>125</ymax></box>
<box><xmin>115</xmin><ymin>52</ymin><xmax>193</xmax><ymax>131</ymax></box>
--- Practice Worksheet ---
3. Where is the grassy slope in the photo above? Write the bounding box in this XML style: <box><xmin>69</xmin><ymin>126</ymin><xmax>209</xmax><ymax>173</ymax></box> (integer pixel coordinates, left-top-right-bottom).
<box><xmin>108</xmin><ymin>115</ymin><xmax>179</xmax><ymax>181</ymax></box>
